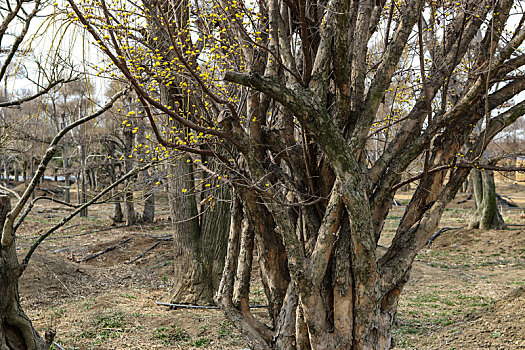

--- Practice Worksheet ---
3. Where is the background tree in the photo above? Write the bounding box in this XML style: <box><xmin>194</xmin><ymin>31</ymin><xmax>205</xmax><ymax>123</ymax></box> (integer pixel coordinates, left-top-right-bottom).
<box><xmin>0</xmin><ymin>2</ymin><xmax>130</xmax><ymax>347</ymax></box>
<box><xmin>69</xmin><ymin>0</ymin><xmax>525</xmax><ymax>349</ymax></box>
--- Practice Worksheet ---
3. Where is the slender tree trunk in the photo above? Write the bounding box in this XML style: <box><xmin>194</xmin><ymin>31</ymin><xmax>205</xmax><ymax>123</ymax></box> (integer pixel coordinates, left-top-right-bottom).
<box><xmin>123</xmin><ymin>124</ymin><xmax>136</xmax><ymax>225</ymax></box>
<box><xmin>13</xmin><ymin>168</ymin><xmax>19</xmax><ymax>186</ymax></box>
<box><xmin>142</xmin><ymin>190</ymin><xmax>155</xmax><ymax>223</ymax></box>
<box><xmin>76</xmin><ymin>171</ymin><xmax>81</xmax><ymax>204</ymax></box>
<box><xmin>107</xmin><ymin>143</ymin><xmax>123</xmax><ymax>224</ymax></box>
<box><xmin>0</xmin><ymin>195</ymin><xmax>49</xmax><ymax>350</ymax></box>
<box><xmin>80</xmin><ymin>143</ymin><xmax>88</xmax><ymax>217</ymax></box>
<box><xmin>22</xmin><ymin>161</ymin><xmax>27</xmax><ymax>185</ymax></box>
<box><xmin>29</xmin><ymin>158</ymin><xmax>35</xmax><ymax>200</ymax></box>
<box><xmin>62</xmin><ymin>145</ymin><xmax>70</xmax><ymax>203</ymax></box>
<box><xmin>138</xmin><ymin>126</ymin><xmax>154</xmax><ymax>223</ymax></box>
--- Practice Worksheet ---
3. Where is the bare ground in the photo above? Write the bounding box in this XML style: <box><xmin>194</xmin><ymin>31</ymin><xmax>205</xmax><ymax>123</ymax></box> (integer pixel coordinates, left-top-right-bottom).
<box><xmin>11</xmin><ymin>182</ymin><xmax>525</xmax><ymax>349</ymax></box>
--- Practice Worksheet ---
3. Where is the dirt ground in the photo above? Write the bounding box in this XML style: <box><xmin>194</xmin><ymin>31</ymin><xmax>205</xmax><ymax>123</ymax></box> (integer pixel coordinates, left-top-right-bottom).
<box><xmin>11</xmin><ymin>181</ymin><xmax>525</xmax><ymax>349</ymax></box>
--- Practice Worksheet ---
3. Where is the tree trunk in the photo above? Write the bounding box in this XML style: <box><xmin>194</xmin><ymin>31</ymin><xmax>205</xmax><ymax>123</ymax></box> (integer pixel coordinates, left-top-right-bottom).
<box><xmin>242</xmin><ymin>193</ymin><xmax>289</xmax><ymax>328</ymax></box>
<box><xmin>22</xmin><ymin>161</ymin><xmax>27</xmax><ymax>185</ymax></box>
<box><xmin>106</xmin><ymin>143</ymin><xmax>123</xmax><ymax>224</ymax></box>
<box><xmin>79</xmin><ymin>144</ymin><xmax>88</xmax><ymax>217</ymax></box>
<box><xmin>142</xmin><ymin>190</ymin><xmax>155</xmax><ymax>223</ymax></box>
<box><xmin>168</xmin><ymin>157</ymin><xmax>230</xmax><ymax>305</ymax></box>
<box><xmin>62</xmin><ymin>145</ymin><xmax>70</xmax><ymax>203</ymax></box>
<box><xmin>168</xmin><ymin>156</ymin><xmax>204</xmax><ymax>303</ymax></box>
<box><xmin>0</xmin><ymin>195</ymin><xmax>49</xmax><ymax>350</ymax></box>
<box><xmin>470</xmin><ymin>169</ymin><xmax>505</xmax><ymax>229</ymax></box>
<box><xmin>123</xmin><ymin>124</ymin><xmax>136</xmax><ymax>225</ymax></box>
<box><xmin>3</xmin><ymin>162</ymin><xmax>8</xmax><ymax>186</ymax></box>
<box><xmin>199</xmin><ymin>180</ymin><xmax>230</xmax><ymax>297</ymax></box>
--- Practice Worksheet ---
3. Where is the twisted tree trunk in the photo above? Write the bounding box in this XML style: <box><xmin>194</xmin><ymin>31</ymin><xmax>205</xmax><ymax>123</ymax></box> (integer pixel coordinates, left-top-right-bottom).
<box><xmin>470</xmin><ymin>169</ymin><xmax>505</xmax><ymax>230</ymax></box>
<box><xmin>1</xmin><ymin>195</ymin><xmax>49</xmax><ymax>350</ymax></box>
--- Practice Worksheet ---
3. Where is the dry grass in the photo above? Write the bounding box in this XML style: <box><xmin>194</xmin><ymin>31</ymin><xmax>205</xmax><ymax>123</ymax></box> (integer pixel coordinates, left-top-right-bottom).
<box><xmin>13</xmin><ymin>181</ymin><xmax>525</xmax><ymax>349</ymax></box>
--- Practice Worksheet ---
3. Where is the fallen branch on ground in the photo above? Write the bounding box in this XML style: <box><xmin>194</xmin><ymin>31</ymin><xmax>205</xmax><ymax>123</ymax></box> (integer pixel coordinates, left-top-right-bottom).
<box><xmin>156</xmin><ymin>302</ymin><xmax>267</xmax><ymax>310</ymax></box>
<box><xmin>125</xmin><ymin>238</ymin><xmax>172</xmax><ymax>264</ymax></box>
<box><xmin>75</xmin><ymin>237</ymin><xmax>132</xmax><ymax>263</ymax></box>
<box><xmin>423</xmin><ymin>226</ymin><xmax>466</xmax><ymax>253</ymax></box>
<box><xmin>456</xmin><ymin>194</ymin><xmax>472</xmax><ymax>204</ymax></box>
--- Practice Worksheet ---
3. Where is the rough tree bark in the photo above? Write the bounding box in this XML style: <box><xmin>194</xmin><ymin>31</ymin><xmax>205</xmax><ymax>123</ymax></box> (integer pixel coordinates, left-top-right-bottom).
<box><xmin>142</xmin><ymin>188</ymin><xmax>155</xmax><ymax>223</ymax></box>
<box><xmin>68</xmin><ymin>0</ymin><xmax>525</xmax><ymax>347</ymax></box>
<box><xmin>470</xmin><ymin>169</ymin><xmax>505</xmax><ymax>229</ymax></box>
<box><xmin>0</xmin><ymin>195</ymin><xmax>49</xmax><ymax>350</ymax></box>
<box><xmin>168</xmin><ymin>157</ymin><xmax>230</xmax><ymax>304</ymax></box>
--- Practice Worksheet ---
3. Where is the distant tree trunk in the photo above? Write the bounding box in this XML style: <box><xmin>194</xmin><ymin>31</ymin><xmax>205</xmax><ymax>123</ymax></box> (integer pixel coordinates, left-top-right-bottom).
<box><xmin>107</xmin><ymin>142</ymin><xmax>123</xmax><ymax>224</ymax></box>
<box><xmin>91</xmin><ymin>168</ymin><xmax>99</xmax><ymax>191</ymax></box>
<box><xmin>62</xmin><ymin>145</ymin><xmax>70</xmax><ymax>203</ymax></box>
<box><xmin>138</xmin><ymin>122</ymin><xmax>154</xmax><ymax>223</ymax></box>
<box><xmin>80</xmin><ymin>144</ymin><xmax>88</xmax><ymax>217</ymax></box>
<box><xmin>22</xmin><ymin>161</ymin><xmax>27</xmax><ymax>185</ymax></box>
<box><xmin>123</xmin><ymin>122</ymin><xmax>137</xmax><ymax>225</ymax></box>
<box><xmin>0</xmin><ymin>195</ymin><xmax>49</xmax><ymax>350</ymax></box>
<box><xmin>470</xmin><ymin>169</ymin><xmax>505</xmax><ymax>229</ymax></box>
<box><xmin>3</xmin><ymin>161</ymin><xmax>8</xmax><ymax>185</ymax></box>
<box><xmin>461</xmin><ymin>176</ymin><xmax>469</xmax><ymax>193</ymax></box>
<box><xmin>76</xmin><ymin>171</ymin><xmax>81</xmax><ymax>204</ymax></box>
<box><xmin>142</xmin><ymin>189</ymin><xmax>155</xmax><ymax>223</ymax></box>
<box><xmin>113</xmin><ymin>194</ymin><xmax>124</xmax><ymax>224</ymax></box>
<box><xmin>168</xmin><ymin>157</ymin><xmax>230</xmax><ymax>305</ymax></box>
<box><xmin>30</xmin><ymin>156</ymin><xmax>35</xmax><ymax>201</ymax></box>
<box><xmin>13</xmin><ymin>168</ymin><xmax>19</xmax><ymax>185</ymax></box>
<box><xmin>86</xmin><ymin>169</ymin><xmax>93</xmax><ymax>191</ymax></box>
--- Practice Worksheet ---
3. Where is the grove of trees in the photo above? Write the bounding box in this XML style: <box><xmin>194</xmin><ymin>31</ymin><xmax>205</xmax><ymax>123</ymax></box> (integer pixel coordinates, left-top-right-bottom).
<box><xmin>1</xmin><ymin>0</ymin><xmax>525</xmax><ymax>349</ymax></box>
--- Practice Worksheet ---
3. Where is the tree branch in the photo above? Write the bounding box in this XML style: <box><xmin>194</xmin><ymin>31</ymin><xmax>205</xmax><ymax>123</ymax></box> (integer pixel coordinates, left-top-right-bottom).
<box><xmin>21</xmin><ymin>163</ymin><xmax>153</xmax><ymax>271</ymax></box>
<box><xmin>1</xmin><ymin>89</ymin><xmax>126</xmax><ymax>247</ymax></box>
